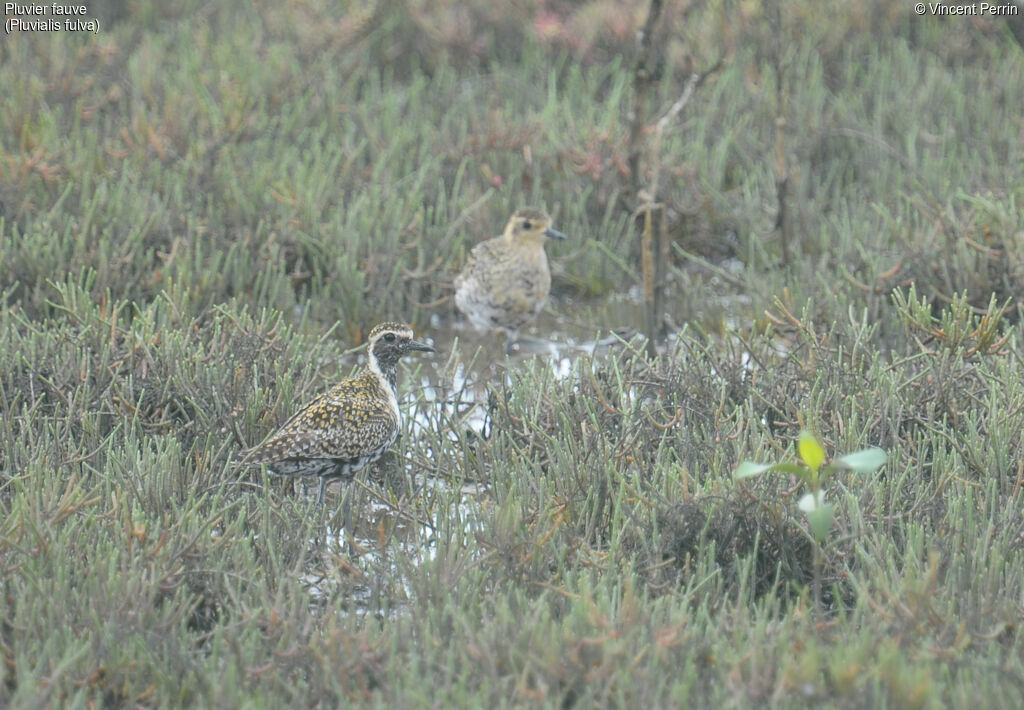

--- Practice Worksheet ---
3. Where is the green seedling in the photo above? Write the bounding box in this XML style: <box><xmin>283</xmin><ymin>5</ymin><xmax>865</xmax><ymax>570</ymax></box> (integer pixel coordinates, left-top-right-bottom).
<box><xmin>735</xmin><ymin>431</ymin><xmax>886</xmax><ymax>543</ymax></box>
<box><xmin>736</xmin><ymin>431</ymin><xmax>886</xmax><ymax>610</ymax></box>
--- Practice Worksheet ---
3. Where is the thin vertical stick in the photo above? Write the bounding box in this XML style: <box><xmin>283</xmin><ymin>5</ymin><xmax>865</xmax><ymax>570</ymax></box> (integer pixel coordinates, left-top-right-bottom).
<box><xmin>627</xmin><ymin>0</ymin><xmax>664</xmax><ymax>199</ymax></box>
<box><xmin>641</xmin><ymin>205</ymin><xmax>657</xmax><ymax>357</ymax></box>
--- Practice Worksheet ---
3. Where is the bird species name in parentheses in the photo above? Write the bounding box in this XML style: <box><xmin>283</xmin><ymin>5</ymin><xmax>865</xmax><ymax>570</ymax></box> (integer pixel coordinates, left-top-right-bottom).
<box><xmin>5</xmin><ymin>2</ymin><xmax>99</xmax><ymax>34</ymax></box>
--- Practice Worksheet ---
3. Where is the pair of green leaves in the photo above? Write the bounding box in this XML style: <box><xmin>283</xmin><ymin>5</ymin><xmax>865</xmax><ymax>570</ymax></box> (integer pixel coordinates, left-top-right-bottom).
<box><xmin>735</xmin><ymin>432</ymin><xmax>887</xmax><ymax>542</ymax></box>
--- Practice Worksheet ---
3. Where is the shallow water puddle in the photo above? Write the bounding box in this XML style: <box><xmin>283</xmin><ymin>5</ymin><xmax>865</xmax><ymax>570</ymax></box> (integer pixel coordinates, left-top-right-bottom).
<box><xmin>298</xmin><ymin>478</ymin><xmax>488</xmax><ymax>615</ymax></box>
<box><xmin>296</xmin><ymin>335</ymin><xmax>651</xmax><ymax>613</ymax></box>
<box><xmin>295</xmin><ymin>275</ymin><xmax>754</xmax><ymax>611</ymax></box>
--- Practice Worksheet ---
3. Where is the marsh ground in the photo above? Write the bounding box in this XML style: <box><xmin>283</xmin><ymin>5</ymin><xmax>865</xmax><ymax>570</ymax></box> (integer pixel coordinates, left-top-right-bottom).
<box><xmin>2</xmin><ymin>1</ymin><xmax>1024</xmax><ymax>707</ymax></box>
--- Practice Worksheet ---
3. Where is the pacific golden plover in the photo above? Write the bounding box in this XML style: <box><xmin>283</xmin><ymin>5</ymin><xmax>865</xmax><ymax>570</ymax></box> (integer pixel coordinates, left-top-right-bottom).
<box><xmin>454</xmin><ymin>207</ymin><xmax>567</xmax><ymax>349</ymax></box>
<box><xmin>239</xmin><ymin>322</ymin><xmax>434</xmax><ymax>507</ymax></box>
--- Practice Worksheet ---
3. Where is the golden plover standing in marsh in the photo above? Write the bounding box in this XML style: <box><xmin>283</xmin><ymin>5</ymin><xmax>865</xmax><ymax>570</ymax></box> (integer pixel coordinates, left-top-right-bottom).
<box><xmin>239</xmin><ymin>323</ymin><xmax>434</xmax><ymax>511</ymax></box>
<box><xmin>454</xmin><ymin>207</ymin><xmax>567</xmax><ymax>350</ymax></box>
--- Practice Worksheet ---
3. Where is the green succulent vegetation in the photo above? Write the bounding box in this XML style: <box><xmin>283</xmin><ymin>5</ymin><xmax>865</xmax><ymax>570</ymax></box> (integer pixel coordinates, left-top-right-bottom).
<box><xmin>2</xmin><ymin>1</ymin><xmax>1024</xmax><ymax>708</ymax></box>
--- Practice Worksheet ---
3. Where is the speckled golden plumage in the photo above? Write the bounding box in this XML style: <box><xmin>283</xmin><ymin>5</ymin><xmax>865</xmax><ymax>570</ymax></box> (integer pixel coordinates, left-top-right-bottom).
<box><xmin>239</xmin><ymin>322</ymin><xmax>434</xmax><ymax>504</ymax></box>
<box><xmin>454</xmin><ymin>207</ymin><xmax>567</xmax><ymax>344</ymax></box>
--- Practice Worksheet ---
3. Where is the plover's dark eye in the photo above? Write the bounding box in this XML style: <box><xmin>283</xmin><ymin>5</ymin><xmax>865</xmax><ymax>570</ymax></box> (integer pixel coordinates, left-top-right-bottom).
<box><xmin>384</xmin><ymin>333</ymin><xmax>396</xmax><ymax>342</ymax></box>
<box><xmin>521</xmin><ymin>220</ymin><xmax>532</xmax><ymax>230</ymax></box>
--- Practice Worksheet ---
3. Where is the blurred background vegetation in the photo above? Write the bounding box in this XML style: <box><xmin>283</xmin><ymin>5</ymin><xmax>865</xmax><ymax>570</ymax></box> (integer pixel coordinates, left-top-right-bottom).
<box><xmin>2</xmin><ymin>0</ymin><xmax>1023</xmax><ymax>707</ymax></box>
